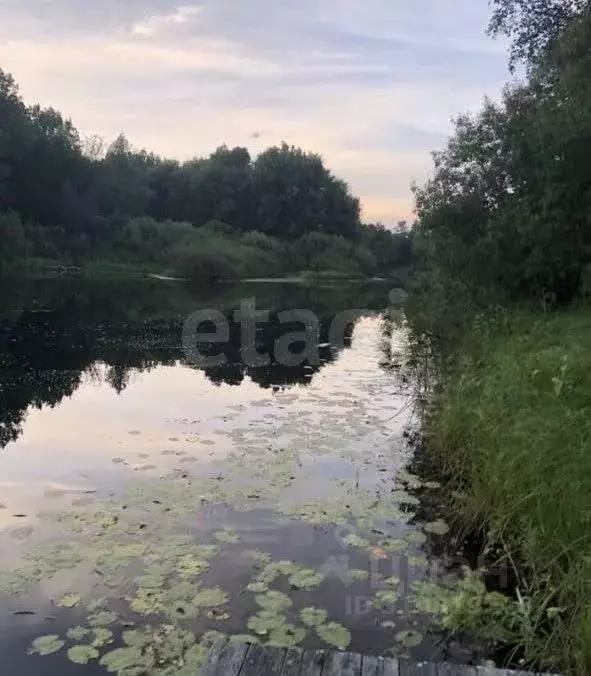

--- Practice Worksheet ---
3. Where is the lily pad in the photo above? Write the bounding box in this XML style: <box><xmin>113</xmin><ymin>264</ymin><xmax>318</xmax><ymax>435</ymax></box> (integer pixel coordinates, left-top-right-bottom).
<box><xmin>214</xmin><ymin>529</ymin><xmax>240</xmax><ymax>544</ymax></box>
<box><xmin>100</xmin><ymin>647</ymin><xmax>151</xmax><ymax>675</ymax></box>
<box><xmin>67</xmin><ymin>626</ymin><xmax>91</xmax><ymax>641</ymax></box>
<box><xmin>342</xmin><ymin>534</ymin><xmax>371</xmax><ymax>550</ymax></box>
<box><xmin>88</xmin><ymin>610</ymin><xmax>119</xmax><ymax>626</ymax></box>
<box><xmin>383</xmin><ymin>576</ymin><xmax>401</xmax><ymax>587</ymax></box>
<box><xmin>395</xmin><ymin>630</ymin><xmax>424</xmax><ymax>648</ymax></box>
<box><xmin>300</xmin><ymin>607</ymin><xmax>328</xmax><ymax>627</ymax></box>
<box><xmin>380</xmin><ymin>538</ymin><xmax>408</xmax><ymax>553</ymax></box>
<box><xmin>255</xmin><ymin>590</ymin><xmax>292</xmax><ymax>612</ymax></box>
<box><xmin>29</xmin><ymin>635</ymin><xmax>65</xmax><ymax>656</ymax></box>
<box><xmin>288</xmin><ymin>568</ymin><xmax>324</xmax><ymax>590</ymax></box>
<box><xmin>57</xmin><ymin>592</ymin><xmax>81</xmax><ymax>608</ymax></box>
<box><xmin>349</xmin><ymin>569</ymin><xmax>370</xmax><ymax>581</ymax></box>
<box><xmin>423</xmin><ymin>520</ymin><xmax>450</xmax><ymax>536</ymax></box>
<box><xmin>374</xmin><ymin>590</ymin><xmax>400</xmax><ymax>608</ymax></box>
<box><xmin>92</xmin><ymin>628</ymin><xmax>114</xmax><ymax>648</ymax></box>
<box><xmin>193</xmin><ymin>587</ymin><xmax>228</xmax><ymax>608</ymax></box>
<box><xmin>316</xmin><ymin>622</ymin><xmax>351</xmax><ymax>650</ymax></box>
<box><xmin>267</xmin><ymin>623</ymin><xmax>306</xmax><ymax>647</ymax></box>
<box><xmin>248</xmin><ymin>612</ymin><xmax>285</xmax><ymax>636</ymax></box>
<box><xmin>123</xmin><ymin>629</ymin><xmax>152</xmax><ymax>648</ymax></box>
<box><xmin>405</xmin><ymin>530</ymin><xmax>428</xmax><ymax>545</ymax></box>
<box><xmin>246</xmin><ymin>582</ymin><xmax>268</xmax><ymax>593</ymax></box>
<box><xmin>242</xmin><ymin>550</ymin><xmax>271</xmax><ymax>564</ymax></box>
<box><xmin>67</xmin><ymin>645</ymin><xmax>99</xmax><ymax>664</ymax></box>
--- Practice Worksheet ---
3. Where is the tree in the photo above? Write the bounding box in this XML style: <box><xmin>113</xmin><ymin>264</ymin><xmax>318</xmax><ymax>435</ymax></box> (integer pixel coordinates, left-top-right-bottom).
<box><xmin>488</xmin><ymin>0</ymin><xmax>589</xmax><ymax>69</ymax></box>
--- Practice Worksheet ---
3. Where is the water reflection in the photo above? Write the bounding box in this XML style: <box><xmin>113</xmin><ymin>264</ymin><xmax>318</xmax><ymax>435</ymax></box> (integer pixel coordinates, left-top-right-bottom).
<box><xmin>0</xmin><ymin>278</ymin><xmax>386</xmax><ymax>449</ymax></box>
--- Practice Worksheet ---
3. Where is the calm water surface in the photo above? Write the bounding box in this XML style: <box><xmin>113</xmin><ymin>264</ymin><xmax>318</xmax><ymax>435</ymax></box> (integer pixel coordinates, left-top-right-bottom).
<box><xmin>0</xmin><ymin>278</ymin><xmax>470</xmax><ymax>674</ymax></box>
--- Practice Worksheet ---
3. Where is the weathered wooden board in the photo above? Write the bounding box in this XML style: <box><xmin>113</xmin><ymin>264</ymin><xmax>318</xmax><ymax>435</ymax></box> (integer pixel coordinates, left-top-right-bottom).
<box><xmin>199</xmin><ymin>639</ymin><xmax>555</xmax><ymax>676</ymax></box>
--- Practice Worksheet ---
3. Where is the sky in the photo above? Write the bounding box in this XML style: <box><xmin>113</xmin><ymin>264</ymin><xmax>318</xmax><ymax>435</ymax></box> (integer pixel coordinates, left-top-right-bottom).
<box><xmin>0</xmin><ymin>0</ymin><xmax>511</xmax><ymax>224</ymax></box>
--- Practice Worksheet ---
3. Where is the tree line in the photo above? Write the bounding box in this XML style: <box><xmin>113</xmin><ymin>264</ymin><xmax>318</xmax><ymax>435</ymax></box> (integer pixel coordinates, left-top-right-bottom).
<box><xmin>0</xmin><ymin>70</ymin><xmax>412</xmax><ymax>280</ymax></box>
<box><xmin>414</xmin><ymin>0</ymin><xmax>591</xmax><ymax>307</ymax></box>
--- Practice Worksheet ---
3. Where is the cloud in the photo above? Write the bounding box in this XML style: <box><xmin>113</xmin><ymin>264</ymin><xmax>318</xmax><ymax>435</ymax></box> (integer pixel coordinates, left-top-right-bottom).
<box><xmin>131</xmin><ymin>5</ymin><xmax>201</xmax><ymax>38</ymax></box>
<box><xmin>0</xmin><ymin>0</ymin><xmax>511</xmax><ymax>223</ymax></box>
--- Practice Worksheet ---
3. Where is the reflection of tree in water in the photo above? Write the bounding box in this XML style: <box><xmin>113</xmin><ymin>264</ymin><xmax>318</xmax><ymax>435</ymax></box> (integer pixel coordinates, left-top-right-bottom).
<box><xmin>0</xmin><ymin>277</ymin><xmax>387</xmax><ymax>448</ymax></box>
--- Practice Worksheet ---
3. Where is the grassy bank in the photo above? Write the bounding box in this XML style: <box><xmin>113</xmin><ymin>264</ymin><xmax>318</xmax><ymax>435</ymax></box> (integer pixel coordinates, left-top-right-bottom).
<box><xmin>424</xmin><ymin>305</ymin><xmax>591</xmax><ymax>673</ymax></box>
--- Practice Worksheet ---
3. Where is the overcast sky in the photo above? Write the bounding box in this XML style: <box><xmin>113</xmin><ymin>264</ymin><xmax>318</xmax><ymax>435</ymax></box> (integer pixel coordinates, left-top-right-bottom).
<box><xmin>0</xmin><ymin>1</ymin><xmax>511</xmax><ymax>223</ymax></box>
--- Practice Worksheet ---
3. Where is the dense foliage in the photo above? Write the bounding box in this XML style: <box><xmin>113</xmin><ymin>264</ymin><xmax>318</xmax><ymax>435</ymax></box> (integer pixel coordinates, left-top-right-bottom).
<box><xmin>0</xmin><ymin>70</ymin><xmax>411</xmax><ymax>279</ymax></box>
<box><xmin>415</xmin><ymin>1</ymin><xmax>591</xmax><ymax>306</ymax></box>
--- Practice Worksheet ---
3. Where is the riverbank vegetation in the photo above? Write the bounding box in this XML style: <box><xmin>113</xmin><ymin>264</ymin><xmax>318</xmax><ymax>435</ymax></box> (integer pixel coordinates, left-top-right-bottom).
<box><xmin>411</xmin><ymin>1</ymin><xmax>591</xmax><ymax>672</ymax></box>
<box><xmin>0</xmin><ymin>71</ymin><xmax>411</xmax><ymax>281</ymax></box>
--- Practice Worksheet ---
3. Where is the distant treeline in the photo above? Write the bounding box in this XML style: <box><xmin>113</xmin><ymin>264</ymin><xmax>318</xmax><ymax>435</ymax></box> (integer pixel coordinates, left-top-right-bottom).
<box><xmin>0</xmin><ymin>70</ymin><xmax>412</xmax><ymax>280</ymax></box>
<box><xmin>413</xmin><ymin>0</ymin><xmax>591</xmax><ymax>310</ymax></box>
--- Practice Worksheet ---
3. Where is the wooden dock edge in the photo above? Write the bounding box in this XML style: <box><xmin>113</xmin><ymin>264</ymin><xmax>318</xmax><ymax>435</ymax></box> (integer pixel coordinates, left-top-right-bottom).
<box><xmin>199</xmin><ymin>637</ymin><xmax>560</xmax><ymax>676</ymax></box>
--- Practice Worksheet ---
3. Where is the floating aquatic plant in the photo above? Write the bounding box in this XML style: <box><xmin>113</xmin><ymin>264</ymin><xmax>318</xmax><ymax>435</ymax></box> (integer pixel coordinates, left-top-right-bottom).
<box><xmin>316</xmin><ymin>622</ymin><xmax>351</xmax><ymax>650</ymax></box>
<box><xmin>423</xmin><ymin>520</ymin><xmax>450</xmax><ymax>536</ymax></box>
<box><xmin>394</xmin><ymin>629</ymin><xmax>424</xmax><ymax>648</ymax></box>
<box><xmin>255</xmin><ymin>590</ymin><xmax>292</xmax><ymax>612</ymax></box>
<box><xmin>29</xmin><ymin>635</ymin><xmax>65</xmax><ymax>656</ymax></box>
<box><xmin>57</xmin><ymin>592</ymin><xmax>81</xmax><ymax>608</ymax></box>
<box><xmin>300</xmin><ymin>607</ymin><xmax>328</xmax><ymax>627</ymax></box>
<box><xmin>67</xmin><ymin>645</ymin><xmax>100</xmax><ymax>664</ymax></box>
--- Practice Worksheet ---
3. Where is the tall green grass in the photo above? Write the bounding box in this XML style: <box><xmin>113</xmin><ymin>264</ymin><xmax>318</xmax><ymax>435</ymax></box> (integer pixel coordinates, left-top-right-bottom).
<box><xmin>426</xmin><ymin>305</ymin><xmax>591</xmax><ymax>673</ymax></box>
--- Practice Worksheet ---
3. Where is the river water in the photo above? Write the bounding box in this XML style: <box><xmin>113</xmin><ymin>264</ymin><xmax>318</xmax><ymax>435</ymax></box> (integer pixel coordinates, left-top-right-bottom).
<box><xmin>0</xmin><ymin>277</ymin><xmax>472</xmax><ymax>675</ymax></box>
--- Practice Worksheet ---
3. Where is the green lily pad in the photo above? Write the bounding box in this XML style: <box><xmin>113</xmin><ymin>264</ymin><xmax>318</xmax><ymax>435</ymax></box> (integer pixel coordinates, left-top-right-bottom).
<box><xmin>57</xmin><ymin>592</ymin><xmax>81</xmax><ymax>608</ymax></box>
<box><xmin>405</xmin><ymin>530</ymin><xmax>428</xmax><ymax>544</ymax></box>
<box><xmin>67</xmin><ymin>645</ymin><xmax>99</xmax><ymax>664</ymax></box>
<box><xmin>88</xmin><ymin>610</ymin><xmax>119</xmax><ymax>626</ymax></box>
<box><xmin>29</xmin><ymin>635</ymin><xmax>65</xmax><ymax>656</ymax></box>
<box><xmin>246</xmin><ymin>582</ymin><xmax>268</xmax><ymax>593</ymax></box>
<box><xmin>248</xmin><ymin>612</ymin><xmax>285</xmax><ymax>636</ymax></box>
<box><xmin>316</xmin><ymin>622</ymin><xmax>351</xmax><ymax>650</ymax></box>
<box><xmin>343</xmin><ymin>534</ymin><xmax>371</xmax><ymax>550</ymax></box>
<box><xmin>214</xmin><ymin>529</ymin><xmax>240</xmax><ymax>544</ymax></box>
<box><xmin>267</xmin><ymin>623</ymin><xmax>306</xmax><ymax>647</ymax></box>
<box><xmin>300</xmin><ymin>607</ymin><xmax>328</xmax><ymax>627</ymax></box>
<box><xmin>242</xmin><ymin>550</ymin><xmax>271</xmax><ymax>564</ymax></box>
<box><xmin>193</xmin><ymin>587</ymin><xmax>228</xmax><ymax>607</ymax></box>
<box><xmin>255</xmin><ymin>590</ymin><xmax>292</xmax><ymax>612</ymax></box>
<box><xmin>380</xmin><ymin>538</ymin><xmax>408</xmax><ymax>553</ymax></box>
<box><xmin>123</xmin><ymin>629</ymin><xmax>152</xmax><ymax>648</ymax></box>
<box><xmin>383</xmin><ymin>576</ymin><xmax>401</xmax><ymax>587</ymax></box>
<box><xmin>349</xmin><ymin>569</ymin><xmax>370</xmax><ymax>581</ymax></box>
<box><xmin>92</xmin><ymin>628</ymin><xmax>114</xmax><ymax>648</ymax></box>
<box><xmin>395</xmin><ymin>630</ymin><xmax>424</xmax><ymax>648</ymax></box>
<box><xmin>99</xmin><ymin>647</ymin><xmax>151</xmax><ymax>675</ymax></box>
<box><xmin>374</xmin><ymin>590</ymin><xmax>400</xmax><ymax>608</ymax></box>
<box><xmin>423</xmin><ymin>520</ymin><xmax>450</xmax><ymax>536</ymax></box>
<box><xmin>288</xmin><ymin>568</ymin><xmax>324</xmax><ymax>590</ymax></box>
<box><xmin>67</xmin><ymin>626</ymin><xmax>91</xmax><ymax>641</ymax></box>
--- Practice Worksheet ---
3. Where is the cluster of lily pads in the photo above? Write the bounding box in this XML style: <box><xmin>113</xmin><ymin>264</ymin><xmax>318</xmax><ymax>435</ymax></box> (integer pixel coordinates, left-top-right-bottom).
<box><xmin>0</xmin><ymin>318</ymin><xmax>461</xmax><ymax>674</ymax></box>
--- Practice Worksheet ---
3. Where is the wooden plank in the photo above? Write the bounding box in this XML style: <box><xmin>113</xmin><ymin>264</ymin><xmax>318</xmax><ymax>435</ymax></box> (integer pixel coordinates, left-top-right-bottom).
<box><xmin>474</xmin><ymin>669</ymin><xmax>540</xmax><ymax>676</ymax></box>
<box><xmin>382</xmin><ymin>657</ymin><xmax>400</xmax><ymax>676</ymax></box>
<box><xmin>282</xmin><ymin>647</ymin><xmax>304</xmax><ymax>676</ymax></box>
<box><xmin>398</xmin><ymin>660</ymin><xmax>438</xmax><ymax>676</ymax></box>
<box><xmin>361</xmin><ymin>655</ymin><xmax>384</xmax><ymax>676</ymax></box>
<box><xmin>435</xmin><ymin>663</ymin><xmax>477</xmax><ymax>676</ymax></box>
<box><xmin>200</xmin><ymin>638</ymin><xmax>250</xmax><ymax>676</ymax></box>
<box><xmin>239</xmin><ymin>642</ymin><xmax>286</xmax><ymax>676</ymax></box>
<box><xmin>299</xmin><ymin>650</ymin><xmax>327</xmax><ymax>676</ymax></box>
<box><xmin>199</xmin><ymin>638</ymin><xmax>232</xmax><ymax>676</ymax></box>
<box><xmin>323</xmin><ymin>650</ymin><xmax>362</xmax><ymax>676</ymax></box>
